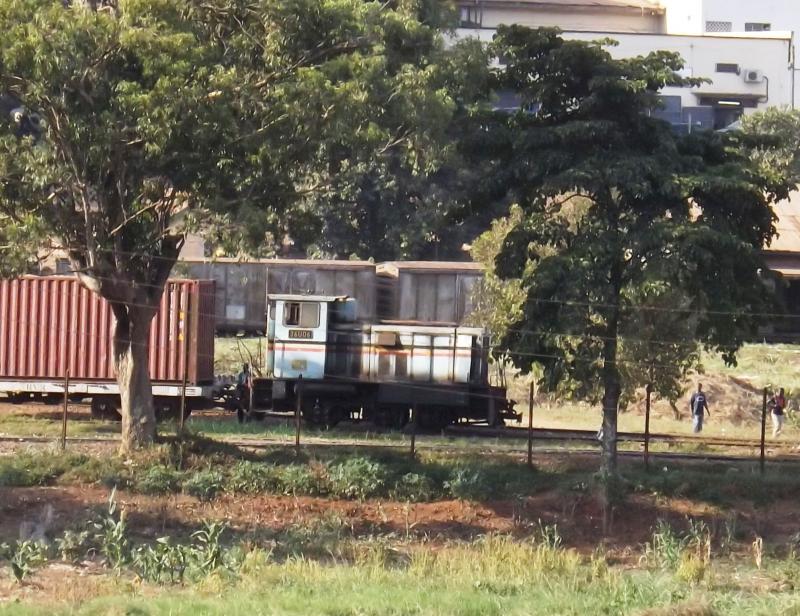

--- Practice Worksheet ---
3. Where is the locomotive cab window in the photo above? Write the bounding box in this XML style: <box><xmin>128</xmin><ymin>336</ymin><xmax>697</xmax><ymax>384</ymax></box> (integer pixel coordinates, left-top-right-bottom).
<box><xmin>283</xmin><ymin>302</ymin><xmax>320</xmax><ymax>328</ymax></box>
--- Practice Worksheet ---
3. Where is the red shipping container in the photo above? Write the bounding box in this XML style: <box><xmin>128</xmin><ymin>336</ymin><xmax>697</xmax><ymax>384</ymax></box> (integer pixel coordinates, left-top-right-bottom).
<box><xmin>0</xmin><ymin>277</ymin><xmax>215</xmax><ymax>384</ymax></box>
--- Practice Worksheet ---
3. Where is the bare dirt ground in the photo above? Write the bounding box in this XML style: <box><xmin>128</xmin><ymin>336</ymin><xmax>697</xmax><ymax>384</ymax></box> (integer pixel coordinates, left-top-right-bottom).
<box><xmin>0</xmin><ymin>479</ymin><xmax>795</xmax><ymax>557</ymax></box>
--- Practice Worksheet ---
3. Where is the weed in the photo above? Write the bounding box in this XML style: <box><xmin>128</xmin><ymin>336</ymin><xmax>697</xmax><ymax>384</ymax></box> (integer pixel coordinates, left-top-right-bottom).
<box><xmin>228</xmin><ymin>460</ymin><xmax>281</xmax><ymax>494</ymax></box>
<box><xmin>391</xmin><ymin>472</ymin><xmax>439</xmax><ymax>502</ymax></box>
<box><xmin>676</xmin><ymin>552</ymin><xmax>707</xmax><ymax>585</ymax></box>
<box><xmin>135</xmin><ymin>465</ymin><xmax>182</xmax><ymax>495</ymax></box>
<box><xmin>536</xmin><ymin>521</ymin><xmax>563</xmax><ymax>551</ymax></box>
<box><xmin>642</xmin><ymin>520</ymin><xmax>687</xmax><ymax>570</ymax></box>
<box><xmin>328</xmin><ymin>457</ymin><xmax>389</xmax><ymax>500</ymax></box>
<box><xmin>185</xmin><ymin>469</ymin><xmax>225</xmax><ymax>501</ymax></box>
<box><xmin>92</xmin><ymin>489</ymin><xmax>130</xmax><ymax>569</ymax></box>
<box><xmin>753</xmin><ymin>536</ymin><xmax>764</xmax><ymax>570</ymax></box>
<box><xmin>133</xmin><ymin>537</ymin><xmax>190</xmax><ymax>584</ymax></box>
<box><xmin>280</xmin><ymin>464</ymin><xmax>325</xmax><ymax>496</ymax></box>
<box><xmin>192</xmin><ymin>520</ymin><xmax>227</xmax><ymax>574</ymax></box>
<box><xmin>445</xmin><ymin>466</ymin><xmax>496</xmax><ymax>500</ymax></box>
<box><xmin>55</xmin><ymin>529</ymin><xmax>91</xmax><ymax>563</ymax></box>
<box><xmin>9</xmin><ymin>540</ymin><xmax>48</xmax><ymax>582</ymax></box>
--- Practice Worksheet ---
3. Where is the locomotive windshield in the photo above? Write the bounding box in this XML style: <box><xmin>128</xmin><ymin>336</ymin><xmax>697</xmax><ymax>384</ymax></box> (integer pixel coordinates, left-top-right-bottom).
<box><xmin>283</xmin><ymin>302</ymin><xmax>320</xmax><ymax>328</ymax></box>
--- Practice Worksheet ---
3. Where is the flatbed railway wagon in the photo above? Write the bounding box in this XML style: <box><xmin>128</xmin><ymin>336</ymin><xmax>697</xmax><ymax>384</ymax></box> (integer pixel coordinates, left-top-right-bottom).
<box><xmin>0</xmin><ymin>276</ymin><xmax>216</xmax><ymax>418</ymax></box>
<box><xmin>244</xmin><ymin>294</ymin><xmax>517</xmax><ymax>429</ymax></box>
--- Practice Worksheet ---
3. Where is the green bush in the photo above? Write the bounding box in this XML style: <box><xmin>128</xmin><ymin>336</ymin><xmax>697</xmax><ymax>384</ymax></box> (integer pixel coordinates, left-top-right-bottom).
<box><xmin>390</xmin><ymin>472</ymin><xmax>440</xmax><ymax>502</ymax></box>
<box><xmin>185</xmin><ymin>470</ymin><xmax>225</xmax><ymax>501</ymax></box>
<box><xmin>228</xmin><ymin>461</ymin><xmax>282</xmax><ymax>494</ymax></box>
<box><xmin>328</xmin><ymin>457</ymin><xmax>389</xmax><ymax>500</ymax></box>
<box><xmin>280</xmin><ymin>464</ymin><xmax>327</xmax><ymax>496</ymax></box>
<box><xmin>445</xmin><ymin>466</ymin><xmax>497</xmax><ymax>501</ymax></box>
<box><xmin>135</xmin><ymin>465</ymin><xmax>182</xmax><ymax>495</ymax></box>
<box><xmin>0</xmin><ymin>453</ymin><xmax>69</xmax><ymax>487</ymax></box>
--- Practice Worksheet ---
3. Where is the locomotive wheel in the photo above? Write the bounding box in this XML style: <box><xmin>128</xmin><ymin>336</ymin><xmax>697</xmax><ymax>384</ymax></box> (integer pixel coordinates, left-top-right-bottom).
<box><xmin>90</xmin><ymin>395</ymin><xmax>121</xmax><ymax>420</ymax></box>
<box><xmin>303</xmin><ymin>400</ymin><xmax>345</xmax><ymax>430</ymax></box>
<box><xmin>154</xmin><ymin>397</ymin><xmax>191</xmax><ymax>422</ymax></box>
<box><xmin>416</xmin><ymin>407</ymin><xmax>453</xmax><ymax>432</ymax></box>
<box><xmin>372</xmin><ymin>405</ymin><xmax>409</xmax><ymax>429</ymax></box>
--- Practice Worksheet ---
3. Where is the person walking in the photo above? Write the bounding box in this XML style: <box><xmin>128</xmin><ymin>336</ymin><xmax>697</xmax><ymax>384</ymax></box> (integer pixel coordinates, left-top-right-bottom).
<box><xmin>770</xmin><ymin>387</ymin><xmax>786</xmax><ymax>438</ymax></box>
<box><xmin>690</xmin><ymin>383</ymin><xmax>710</xmax><ymax>433</ymax></box>
<box><xmin>235</xmin><ymin>363</ymin><xmax>251</xmax><ymax>423</ymax></box>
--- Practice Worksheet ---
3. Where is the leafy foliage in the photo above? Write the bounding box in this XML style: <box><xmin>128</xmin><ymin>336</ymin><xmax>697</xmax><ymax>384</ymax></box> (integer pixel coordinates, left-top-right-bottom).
<box><xmin>184</xmin><ymin>469</ymin><xmax>225</xmax><ymax>501</ymax></box>
<box><xmin>328</xmin><ymin>457</ymin><xmax>389</xmax><ymax>500</ymax></box>
<box><xmin>469</xmin><ymin>26</ymin><xmax>794</xmax><ymax>478</ymax></box>
<box><xmin>0</xmin><ymin>0</ymin><xmax>491</xmax><ymax>450</ymax></box>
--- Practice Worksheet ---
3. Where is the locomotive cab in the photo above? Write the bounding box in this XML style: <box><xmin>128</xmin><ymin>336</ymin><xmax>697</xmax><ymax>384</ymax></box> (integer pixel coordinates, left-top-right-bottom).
<box><xmin>267</xmin><ymin>295</ymin><xmax>356</xmax><ymax>380</ymax></box>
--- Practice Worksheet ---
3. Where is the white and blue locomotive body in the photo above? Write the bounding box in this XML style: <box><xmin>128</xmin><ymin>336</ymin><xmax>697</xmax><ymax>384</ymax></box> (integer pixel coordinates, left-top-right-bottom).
<box><xmin>256</xmin><ymin>295</ymin><xmax>514</xmax><ymax>429</ymax></box>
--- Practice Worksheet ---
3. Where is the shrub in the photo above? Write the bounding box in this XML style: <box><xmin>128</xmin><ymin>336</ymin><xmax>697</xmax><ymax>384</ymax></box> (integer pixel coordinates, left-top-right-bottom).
<box><xmin>0</xmin><ymin>453</ymin><xmax>82</xmax><ymax>487</ymax></box>
<box><xmin>55</xmin><ymin>529</ymin><xmax>92</xmax><ymax>563</ymax></box>
<box><xmin>328</xmin><ymin>457</ymin><xmax>389</xmax><ymax>500</ymax></box>
<box><xmin>391</xmin><ymin>472</ymin><xmax>439</xmax><ymax>502</ymax></box>
<box><xmin>185</xmin><ymin>470</ymin><xmax>225</xmax><ymax>501</ymax></box>
<box><xmin>676</xmin><ymin>552</ymin><xmax>706</xmax><ymax>585</ymax></box>
<box><xmin>445</xmin><ymin>466</ymin><xmax>496</xmax><ymax>501</ymax></box>
<box><xmin>228</xmin><ymin>461</ymin><xmax>281</xmax><ymax>494</ymax></box>
<box><xmin>9</xmin><ymin>540</ymin><xmax>48</xmax><ymax>582</ymax></box>
<box><xmin>642</xmin><ymin>520</ymin><xmax>688</xmax><ymax>570</ymax></box>
<box><xmin>132</xmin><ymin>538</ymin><xmax>191</xmax><ymax>584</ymax></box>
<box><xmin>135</xmin><ymin>465</ymin><xmax>182</xmax><ymax>495</ymax></box>
<box><xmin>92</xmin><ymin>490</ymin><xmax>130</xmax><ymax>569</ymax></box>
<box><xmin>280</xmin><ymin>464</ymin><xmax>326</xmax><ymax>496</ymax></box>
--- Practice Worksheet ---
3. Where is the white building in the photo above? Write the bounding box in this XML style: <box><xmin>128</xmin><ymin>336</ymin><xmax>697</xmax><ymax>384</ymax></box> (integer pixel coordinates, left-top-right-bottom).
<box><xmin>455</xmin><ymin>0</ymin><xmax>798</xmax><ymax>130</ymax></box>
<box><xmin>458</xmin><ymin>0</ymin><xmax>666</xmax><ymax>33</ymax></box>
<box><xmin>457</xmin><ymin>26</ymin><xmax>792</xmax><ymax>130</ymax></box>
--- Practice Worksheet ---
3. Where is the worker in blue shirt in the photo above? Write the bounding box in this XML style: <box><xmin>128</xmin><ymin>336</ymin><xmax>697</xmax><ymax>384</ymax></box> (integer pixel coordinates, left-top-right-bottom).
<box><xmin>689</xmin><ymin>383</ymin><xmax>710</xmax><ymax>433</ymax></box>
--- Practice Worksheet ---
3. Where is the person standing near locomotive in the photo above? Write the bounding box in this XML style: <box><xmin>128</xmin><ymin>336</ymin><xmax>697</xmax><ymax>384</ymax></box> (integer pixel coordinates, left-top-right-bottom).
<box><xmin>236</xmin><ymin>363</ymin><xmax>251</xmax><ymax>423</ymax></box>
<box><xmin>769</xmin><ymin>387</ymin><xmax>786</xmax><ymax>438</ymax></box>
<box><xmin>689</xmin><ymin>383</ymin><xmax>710</xmax><ymax>433</ymax></box>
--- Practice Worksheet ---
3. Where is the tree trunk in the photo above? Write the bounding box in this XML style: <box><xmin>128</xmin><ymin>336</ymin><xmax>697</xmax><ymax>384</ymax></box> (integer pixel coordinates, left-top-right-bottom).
<box><xmin>600</xmin><ymin>335</ymin><xmax>621</xmax><ymax>478</ymax></box>
<box><xmin>113</xmin><ymin>304</ymin><xmax>157</xmax><ymax>454</ymax></box>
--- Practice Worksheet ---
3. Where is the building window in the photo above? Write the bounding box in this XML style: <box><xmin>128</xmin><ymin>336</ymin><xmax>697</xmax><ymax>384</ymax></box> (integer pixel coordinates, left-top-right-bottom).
<box><xmin>459</xmin><ymin>4</ymin><xmax>480</xmax><ymax>28</ymax></box>
<box><xmin>705</xmin><ymin>20</ymin><xmax>732</xmax><ymax>32</ymax></box>
<box><xmin>283</xmin><ymin>302</ymin><xmax>320</xmax><ymax>328</ymax></box>
<box><xmin>745</xmin><ymin>22</ymin><xmax>771</xmax><ymax>32</ymax></box>
<box><xmin>715</xmin><ymin>63</ymin><xmax>740</xmax><ymax>74</ymax></box>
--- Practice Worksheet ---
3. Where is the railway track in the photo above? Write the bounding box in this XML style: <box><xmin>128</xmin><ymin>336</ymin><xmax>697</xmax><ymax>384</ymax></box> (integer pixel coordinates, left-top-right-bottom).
<box><xmin>2</xmin><ymin>425</ymin><xmax>799</xmax><ymax>465</ymax></box>
<box><xmin>445</xmin><ymin>425</ymin><xmax>798</xmax><ymax>450</ymax></box>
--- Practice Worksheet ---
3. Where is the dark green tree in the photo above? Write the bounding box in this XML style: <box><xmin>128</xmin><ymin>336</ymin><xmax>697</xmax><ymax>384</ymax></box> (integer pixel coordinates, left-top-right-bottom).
<box><xmin>474</xmin><ymin>27</ymin><xmax>792</xmax><ymax>497</ymax></box>
<box><xmin>0</xmin><ymin>0</ymin><xmax>478</xmax><ymax>451</ymax></box>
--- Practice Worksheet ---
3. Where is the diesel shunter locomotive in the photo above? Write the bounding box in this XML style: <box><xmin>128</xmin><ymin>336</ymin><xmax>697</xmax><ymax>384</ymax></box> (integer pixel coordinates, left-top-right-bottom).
<box><xmin>241</xmin><ymin>294</ymin><xmax>517</xmax><ymax>430</ymax></box>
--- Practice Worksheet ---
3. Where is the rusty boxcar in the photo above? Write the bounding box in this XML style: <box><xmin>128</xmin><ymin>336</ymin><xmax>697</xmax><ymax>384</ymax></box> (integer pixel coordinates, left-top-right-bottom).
<box><xmin>0</xmin><ymin>276</ymin><xmax>216</xmax><ymax>417</ymax></box>
<box><xmin>177</xmin><ymin>258</ymin><xmax>377</xmax><ymax>332</ymax></box>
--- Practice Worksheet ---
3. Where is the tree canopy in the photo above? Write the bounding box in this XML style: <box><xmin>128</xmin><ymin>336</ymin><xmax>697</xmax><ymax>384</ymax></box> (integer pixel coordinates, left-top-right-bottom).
<box><xmin>468</xmin><ymin>26</ymin><xmax>793</xmax><ymax>493</ymax></box>
<box><xmin>0</xmin><ymin>0</ymin><xmax>486</xmax><ymax>450</ymax></box>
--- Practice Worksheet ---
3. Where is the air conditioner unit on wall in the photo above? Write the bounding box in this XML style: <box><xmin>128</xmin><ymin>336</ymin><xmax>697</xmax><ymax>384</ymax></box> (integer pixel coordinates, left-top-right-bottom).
<box><xmin>743</xmin><ymin>69</ymin><xmax>764</xmax><ymax>83</ymax></box>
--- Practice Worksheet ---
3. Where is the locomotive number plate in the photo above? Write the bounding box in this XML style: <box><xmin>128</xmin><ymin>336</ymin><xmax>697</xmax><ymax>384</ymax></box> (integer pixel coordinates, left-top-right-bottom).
<box><xmin>288</xmin><ymin>329</ymin><xmax>313</xmax><ymax>339</ymax></box>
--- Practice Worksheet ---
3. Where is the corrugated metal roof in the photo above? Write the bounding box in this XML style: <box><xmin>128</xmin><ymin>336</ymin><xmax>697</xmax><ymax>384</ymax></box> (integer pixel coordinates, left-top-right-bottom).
<box><xmin>376</xmin><ymin>261</ymin><xmax>484</xmax><ymax>277</ymax></box>
<box><xmin>476</xmin><ymin>0</ymin><xmax>664</xmax><ymax>12</ymax></box>
<box><xmin>179</xmin><ymin>257</ymin><xmax>376</xmax><ymax>269</ymax></box>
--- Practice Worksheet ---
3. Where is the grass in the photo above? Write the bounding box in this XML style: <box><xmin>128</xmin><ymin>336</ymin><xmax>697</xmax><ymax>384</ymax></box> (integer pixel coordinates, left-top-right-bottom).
<box><xmin>700</xmin><ymin>343</ymin><xmax>800</xmax><ymax>392</ymax></box>
<box><xmin>6</xmin><ymin>530</ymin><xmax>800</xmax><ymax>615</ymax></box>
<box><xmin>214</xmin><ymin>336</ymin><xmax>264</xmax><ymax>376</ymax></box>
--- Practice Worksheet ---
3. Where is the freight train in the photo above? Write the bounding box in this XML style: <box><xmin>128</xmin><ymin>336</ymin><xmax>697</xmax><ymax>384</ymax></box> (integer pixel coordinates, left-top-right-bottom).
<box><xmin>0</xmin><ymin>274</ymin><xmax>515</xmax><ymax>429</ymax></box>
